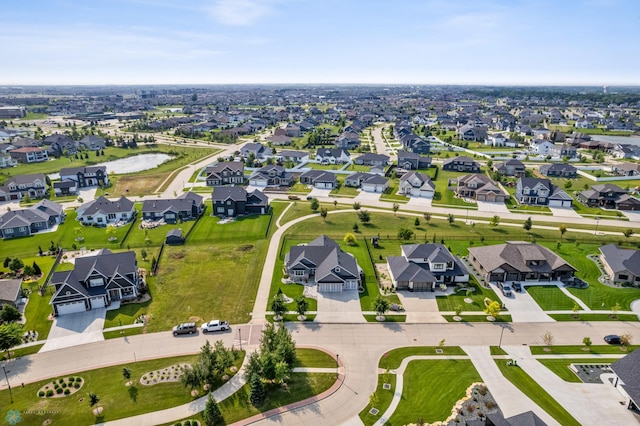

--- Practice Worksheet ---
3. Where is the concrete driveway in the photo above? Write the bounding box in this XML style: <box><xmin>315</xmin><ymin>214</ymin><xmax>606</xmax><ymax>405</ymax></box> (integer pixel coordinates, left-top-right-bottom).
<box><xmin>491</xmin><ymin>283</ymin><xmax>554</xmax><ymax>323</ymax></box>
<box><xmin>315</xmin><ymin>289</ymin><xmax>365</xmax><ymax>323</ymax></box>
<box><xmin>397</xmin><ymin>290</ymin><xmax>448</xmax><ymax>323</ymax></box>
<box><xmin>406</xmin><ymin>196</ymin><xmax>432</xmax><ymax>209</ymax></box>
<box><xmin>354</xmin><ymin>190</ymin><xmax>381</xmax><ymax>203</ymax></box>
<box><xmin>476</xmin><ymin>200</ymin><xmax>509</xmax><ymax>214</ymax></box>
<box><xmin>40</xmin><ymin>308</ymin><xmax>106</xmax><ymax>352</ymax></box>
<box><xmin>549</xmin><ymin>206</ymin><xmax>582</xmax><ymax>218</ymax></box>
<box><xmin>308</xmin><ymin>188</ymin><xmax>332</xmax><ymax>198</ymax></box>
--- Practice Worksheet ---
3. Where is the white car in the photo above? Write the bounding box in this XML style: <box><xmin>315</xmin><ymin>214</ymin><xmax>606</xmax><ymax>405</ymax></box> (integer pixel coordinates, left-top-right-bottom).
<box><xmin>200</xmin><ymin>320</ymin><xmax>230</xmax><ymax>333</ymax></box>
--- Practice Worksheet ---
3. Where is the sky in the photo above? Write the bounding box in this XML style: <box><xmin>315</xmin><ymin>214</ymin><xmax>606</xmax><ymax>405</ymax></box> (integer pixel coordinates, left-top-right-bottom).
<box><xmin>1</xmin><ymin>0</ymin><xmax>639</xmax><ymax>85</ymax></box>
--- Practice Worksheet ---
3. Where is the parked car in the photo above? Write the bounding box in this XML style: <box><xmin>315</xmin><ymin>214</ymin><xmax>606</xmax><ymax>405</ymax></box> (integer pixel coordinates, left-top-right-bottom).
<box><xmin>512</xmin><ymin>282</ymin><xmax>522</xmax><ymax>293</ymax></box>
<box><xmin>604</xmin><ymin>334</ymin><xmax>621</xmax><ymax>345</ymax></box>
<box><xmin>497</xmin><ymin>281</ymin><xmax>513</xmax><ymax>297</ymax></box>
<box><xmin>306</xmin><ymin>195</ymin><xmax>314</xmax><ymax>201</ymax></box>
<box><xmin>172</xmin><ymin>322</ymin><xmax>197</xmax><ymax>336</ymax></box>
<box><xmin>201</xmin><ymin>320</ymin><xmax>230</xmax><ymax>333</ymax></box>
<box><xmin>288</xmin><ymin>195</ymin><xmax>300</xmax><ymax>200</ymax></box>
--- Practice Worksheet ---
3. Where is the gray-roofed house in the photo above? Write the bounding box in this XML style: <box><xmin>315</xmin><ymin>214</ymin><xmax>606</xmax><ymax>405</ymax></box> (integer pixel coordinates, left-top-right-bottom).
<box><xmin>468</xmin><ymin>241</ymin><xmax>576</xmax><ymax>284</ymax></box>
<box><xmin>275</xmin><ymin>150</ymin><xmax>309</xmax><ymax>164</ymax></box>
<box><xmin>538</xmin><ymin>163</ymin><xmax>577</xmax><ymax>178</ymax></box>
<box><xmin>516</xmin><ymin>177</ymin><xmax>572</xmax><ymax>207</ymax></box>
<box><xmin>53</xmin><ymin>179</ymin><xmax>79</xmax><ymax>196</ymax></box>
<box><xmin>240</xmin><ymin>142</ymin><xmax>268</xmax><ymax>159</ymax></box>
<box><xmin>456</xmin><ymin>174</ymin><xmax>506</xmax><ymax>202</ymax></box>
<box><xmin>204</xmin><ymin>161</ymin><xmax>245</xmax><ymax>187</ymax></box>
<box><xmin>299</xmin><ymin>170</ymin><xmax>338</xmax><ymax>189</ymax></box>
<box><xmin>599</xmin><ymin>244</ymin><xmax>640</xmax><ymax>285</ymax></box>
<box><xmin>78</xmin><ymin>135</ymin><xmax>106</xmax><ymax>151</ymax></box>
<box><xmin>50</xmin><ymin>249</ymin><xmax>142</xmax><ymax>315</ymax></box>
<box><xmin>142</xmin><ymin>192</ymin><xmax>204</xmax><ymax>224</ymax></box>
<box><xmin>344</xmin><ymin>172</ymin><xmax>388</xmax><ymax>193</ymax></box>
<box><xmin>610</xmin><ymin>349</ymin><xmax>640</xmax><ymax>411</ymax></box>
<box><xmin>0</xmin><ymin>199</ymin><xmax>65</xmax><ymax>239</ymax></box>
<box><xmin>0</xmin><ymin>173</ymin><xmax>47</xmax><ymax>201</ymax></box>
<box><xmin>0</xmin><ymin>279</ymin><xmax>23</xmax><ymax>308</ymax></box>
<box><xmin>495</xmin><ymin>159</ymin><xmax>526</xmax><ymax>177</ymax></box>
<box><xmin>211</xmin><ymin>187</ymin><xmax>269</xmax><ymax>217</ymax></box>
<box><xmin>577</xmin><ymin>184</ymin><xmax>636</xmax><ymax>210</ymax></box>
<box><xmin>248</xmin><ymin>164</ymin><xmax>293</xmax><ymax>187</ymax></box>
<box><xmin>397</xmin><ymin>150</ymin><xmax>432</xmax><ymax>170</ymax></box>
<box><xmin>387</xmin><ymin>244</ymin><xmax>469</xmax><ymax>292</ymax></box>
<box><xmin>315</xmin><ymin>148</ymin><xmax>350</xmax><ymax>164</ymax></box>
<box><xmin>60</xmin><ymin>166</ymin><xmax>109</xmax><ymax>188</ymax></box>
<box><xmin>353</xmin><ymin>153</ymin><xmax>390</xmax><ymax>167</ymax></box>
<box><xmin>442</xmin><ymin>156</ymin><xmax>481</xmax><ymax>173</ymax></box>
<box><xmin>284</xmin><ymin>235</ymin><xmax>361</xmax><ymax>292</ymax></box>
<box><xmin>398</xmin><ymin>171</ymin><xmax>435</xmax><ymax>198</ymax></box>
<box><xmin>76</xmin><ymin>196</ymin><xmax>135</xmax><ymax>226</ymax></box>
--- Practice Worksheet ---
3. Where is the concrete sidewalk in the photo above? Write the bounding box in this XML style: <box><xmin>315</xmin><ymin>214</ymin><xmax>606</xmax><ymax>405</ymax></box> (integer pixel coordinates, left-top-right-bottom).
<box><xmin>462</xmin><ymin>346</ymin><xmax>559</xmax><ymax>425</ymax></box>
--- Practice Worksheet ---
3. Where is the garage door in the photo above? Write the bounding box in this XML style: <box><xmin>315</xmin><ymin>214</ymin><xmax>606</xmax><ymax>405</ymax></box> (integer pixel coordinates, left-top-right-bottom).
<box><xmin>91</xmin><ymin>297</ymin><xmax>106</xmax><ymax>308</ymax></box>
<box><xmin>318</xmin><ymin>283</ymin><xmax>342</xmax><ymax>292</ymax></box>
<box><xmin>548</xmin><ymin>200</ymin><xmax>563</xmax><ymax>207</ymax></box>
<box><xmin>57</xmin><ymin>301</ymin><xmax>86</xmax><ymax>315</ymax></box>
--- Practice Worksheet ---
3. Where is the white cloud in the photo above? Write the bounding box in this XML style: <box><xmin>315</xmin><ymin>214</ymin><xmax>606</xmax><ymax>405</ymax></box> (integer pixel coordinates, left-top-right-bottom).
<box><xmin>207</xmin><ymin>0</ymin><xmax>277</xmax><ymax>26</ymax></box>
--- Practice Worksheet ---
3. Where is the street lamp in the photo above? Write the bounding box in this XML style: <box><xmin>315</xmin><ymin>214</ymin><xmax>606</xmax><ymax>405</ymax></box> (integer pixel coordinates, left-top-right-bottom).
<box><xmin>498</xmin><ymin>326</ymin><xmax>506</xmax><ymax>348</ymax></box>
<box><xmin>1</xmin><ymin>361</ymin><xmax>13</xmax><ymax>403</ymax></box>
<box><xmin>238</xmin><ymin>328</ymin><xmax>242</xmax><ymax>351</ymax></box>
<box><xmin>594</xmin><ymin>217</ymin><xmax>600</xmax><ymax>236</ymax></box>
<box><xmin>336</xmin><ymin>354</ymin><xmax>340</xmax><ymax>379</ymax></box>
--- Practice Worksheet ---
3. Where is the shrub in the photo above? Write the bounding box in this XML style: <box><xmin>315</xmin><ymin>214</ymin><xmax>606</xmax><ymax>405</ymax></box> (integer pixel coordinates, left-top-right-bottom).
<box><xmin>185</xmin><ymin>421</ymin><xmax>192</xmax><ymax>426</ymax></box>
<box><xmin>62</xmin><ymin>382</ymin><xmax>67</xmax><ymax>388</ymax></box>
<box><xmin>38</xmin><ymin>391</ymin><xmax>45</xmax><ymax>397</ymax></box>
<box><xmin>64</xmin><ymin>388</ymin><xmax>70</xmax><ymax>395</ymax></box>
<box><xmin>68</xmin><ymin>377</ymin><xmax>75</xmax><ymax>382</ymax></box>
<box><xmin>54</xmin><ymin>384</ymin><xmax>60</xmax><ymax>390</ymax></box>
<box><xmin>74</xmin><ymin>383</ymin><xmax>80</xmax><ymax>389</ymax></box>
<box><xmin>46</xmin><ymin>390</ymin><xmax>54</xmax><ymax>397</ymax></box>
<box><xmin>56</xmin><ymin>388</ymin><xmax>63</xmax><ymax>394</ymax></box>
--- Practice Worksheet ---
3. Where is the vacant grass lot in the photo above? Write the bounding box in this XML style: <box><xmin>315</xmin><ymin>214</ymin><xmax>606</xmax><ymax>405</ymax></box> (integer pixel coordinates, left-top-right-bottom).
<box><xmin>526</xmin><ymin>286</ymin><xmax>577</xmax><ymax>310</ymax></box>
<box><xmin>388</xmin><ymin>360</ymin><xmax>482</xmax><ymax>425</ymax></box>
<box><xmin>188</xmin><ymin>213</ymin><xmax>271</xmax><ymax>244</ymax></box>
<box><xmin>495</xmin><ymin>360</ymin><xmax>580</xmax><ymax>426</ymax></box>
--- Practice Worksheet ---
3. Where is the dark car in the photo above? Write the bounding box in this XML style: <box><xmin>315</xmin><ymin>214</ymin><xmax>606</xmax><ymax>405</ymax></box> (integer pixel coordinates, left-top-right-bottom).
<box><xmin>512</xmin><ymin>282</ymin><xmax>523</xmax><ymax>292</ymax></box>
<box><xmin>306</xmin><ymin>195</ymin><xmax>314</xmax><ymax>201</ymax></box>
<box><xmin>604</xmin><ymin>335</ymin><xmax>621</xmax><ymax>345</ymax></box>
<box><xmin>172</xmin><ymin>322</ymin><xmax>197</xmax><ymax>336</ymax></box>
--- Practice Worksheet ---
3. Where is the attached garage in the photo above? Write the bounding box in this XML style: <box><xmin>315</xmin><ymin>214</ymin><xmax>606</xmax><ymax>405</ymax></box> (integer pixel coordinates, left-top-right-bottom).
<box><xmin>90</xmin><ymin>296</ymin><xmax>106</xmax><ymax>308</ymax></box>
<box><xmin>318</xmin><ymin>282</ymin><xmax>342</xmax><ymax>292</ymax></box>
<box><xmin>548</xmin><ymin>199</ymin><xmax>572</xmax><ymax>207</ymax></box>
<box><xmin>56</xmin><ymin>300</ymin><xmax>86</xmax><ymax>315</ymax></box>
<box><xmin>408</xmin><ymin>281</ymin><xmax>434</xmax><ymax>292</ymax></box>
<box><xmin>344</xmin><ymin>280</ymin><xmax>358</xmax><ymax>290</ymax></box>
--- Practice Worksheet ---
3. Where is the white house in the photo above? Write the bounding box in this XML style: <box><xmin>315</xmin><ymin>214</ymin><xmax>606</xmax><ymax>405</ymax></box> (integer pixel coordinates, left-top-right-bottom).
<box><xmin>398</xmin><ymin>171</ymin><xmax>435</xmax><ymax>198</ymax></box>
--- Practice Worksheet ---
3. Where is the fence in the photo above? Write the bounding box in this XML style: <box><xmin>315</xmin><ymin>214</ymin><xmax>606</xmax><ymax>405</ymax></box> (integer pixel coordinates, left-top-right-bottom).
<box><xmin>40</xmin><ymin>249</ymin><xmax>64</xmax><ymax>293</ymax></box>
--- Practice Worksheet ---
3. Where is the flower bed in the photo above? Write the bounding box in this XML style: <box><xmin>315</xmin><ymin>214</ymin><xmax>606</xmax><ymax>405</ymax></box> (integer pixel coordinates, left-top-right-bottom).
<box><xmin>140</xmin><ymin>363</ymin><xmax>190</xmax><ymax>386</ymax></box>
<box><xmin>37</xmin><ymin>376</ymin><xmax>84</xmax><ymax>398</ymax></box>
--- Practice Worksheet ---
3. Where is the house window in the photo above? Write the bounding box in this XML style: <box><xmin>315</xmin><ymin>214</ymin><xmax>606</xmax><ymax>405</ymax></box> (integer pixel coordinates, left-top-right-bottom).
<box><xmin>227</xmin><ymin>200</ymin><xmax>232</xmax><ymax>205</ymax></box>
<box><xmin>89</xmin><ymin>278</ymin><xmax>103</xmax><ymax>287</ymax></box>
<box><xmin>4</xmin><ymin>228</ymin><xmax>13</xmax><ymax>234</ymax></box>
<box><xmin>619</xmin><ymin>274</ymin><xmax>629</xmax><ymax>281</ymax></box>
<box><xmin>293</xmin><ymin>270</ymin><xmax>305</xmax><ymax>276</ymax></box>
<box><xmin>108</xmin><ymin>213</ymin><xmax>116</xmax><ymax>220</ymax></box>
<box><xmin>18</xmin><ymin>226</ymin><xmax>28</xmax><ymax>232</ymax></box>
<box><xmin>217</xmin><ymin>207</ymin><xmax>225</xmax><ymax>213</ymax></box>
<box><xmin>97</xmin><ymin>217</ymin><xmax>104</xmax><ymax>223</ymax></box>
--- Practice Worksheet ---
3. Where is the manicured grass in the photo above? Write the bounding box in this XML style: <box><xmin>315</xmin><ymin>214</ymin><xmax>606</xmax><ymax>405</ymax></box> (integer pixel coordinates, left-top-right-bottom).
<box><xmin>549</xmin><ymin>313</ymin><xmax>639</xmax><ymax>321</ymax></box>
<box><xmin>2</xmin><ymin>344</ymin><xmax>44</xmax><ymax>361</ymax></box>
<box><xmin>103</xmin><ymin>327</ymin><xmax>145</xmax><ymax>340</ymax></box>
<box><xmin>526</xmin><ymin>286</ymin><xmax>577</xmax><ymax>310</ymax></box>
<box><xmin>123</xmin><ymin>216</ymin><xmax>197</xmax><ymax>248</ymax></box>
<box><xmin>388</xmin><ymin>360</ymin><xmax>482</xmax><ymax>425</ymax></box>
<box><xmin>529</xmin><ymin>345</ymin><xmax>638</xmax><ymax>355</ymax></box>
<box><xmin>188</xmin><ymin>213</ymin><xmax>272</xmax><ymax>244</ymax></box>
<box><xmin>363</xmin><ymin>314</ymin><xmax>406</xmax><ymax>322</ymax></box>
<box><xmin>431</xmin><ymin>169</ymin><xmax>478</xmax><ymax>209</ymax></box>
<box><xmin>330</xmin><ymin>179</ymin><xmax>360</xmax><ymax>197</ymax></box>
<box><xmin>490</xmin><ymin>346</ymin><xmax>508</xmax><ymax>356</ymax></box>
<box><xmin>304</xmin><ymin>162</ymin><xmax>344</xmax><ymax>171</ymax></box>
<box><xmin>0</xmin><ymin>355</ymin><xmax>209</xmax><ymax>424</ymax></box>
<box><xmin>359</xmin><ymin>374</ymin><xmax>396</xmax><ymax>425</ymax></box>
<box><xmin>443</xmin><ymin>314</ymin><xmax>512</xmax><ymax>323</ymax></box>
<box><xmin>436</xmin><ymin>280</ymin><xmax>501</xmax><ymax>312</ymax></box>
<box><xmin>495</xmin><ymin>360</ymin><xmax>580</xmax><ymax>426</ymax></box>
<box><xmin>216</xmin><ymin>373</ymin><xmax>336</xmax><ymax>424</ymax></box>
<box><xmin>379</xmin><ymin>180</ymin><xmax>409</xmax><ymax>203</ymax></box>
<box><xmin>287</xmin><ymin>182</ymin><xmax>313</xmax><ymax>193</ymax></box>
<box><xmin>538</xmin><ymin>358</ymin><xmax>620</xmax><ymax>383</ymax></box>
<box><xmin>380</xmin><ymin>346</ymin><xmax>467</xmax><ymax>370</ymax></box>
<box><xmin>294</xmin><ymin>348</ymin><xmax>337</xmax><ymax>368</ymax></box>
<box><xmin>20</xmin><ymin>290</ymin><xmax>55</xmax><ymax>340</ymax></box>
<box><xmin>104</xmin><ymin>299</ymin><xmax>152</xmax><ymax>329</ymax></box>
<box><xmin>267</xmin><ymin>313</ymin><xmax>317</xmax><ymax>322</ymax></box>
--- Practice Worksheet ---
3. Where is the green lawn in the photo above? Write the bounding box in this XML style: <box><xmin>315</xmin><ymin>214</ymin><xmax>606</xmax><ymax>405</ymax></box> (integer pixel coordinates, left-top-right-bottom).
<box><xmin>529</xmin><ymin>345</ymin><xmax>639</xmax><ymax>355</ymax></box>
<box><xmin>123</xmin><ymin>216</ymin><xmax>198</xmax><ymax>248</ymax></box>
<box><xmin>442</xmin><ymin>314</ymin><xmax>513</xmax><ymax>323</ymax></box>
<box><xmin>549</xmin><ymin>313</ymin><xmax>639</xmax><ymax>321</ymax></box>
<box><xmin>388</xmin><ymin>360</ymin><xmax>482</xmax><ymax>425</ymax></box>
<box><xmin>379</xmin><ymin>346</ymin><xmax>467</xmax><ymax>370</ymax></box>
<box><xmin>436</xmin><ymin>279</ymin><xmax>501</xmax><ymax>312</ymax></box>
<box><xmin>294</xmin><ymin>348</ymin><xmax>337</xmax><ymax>368</ymax></box>
<box><xmin>538</xmin><ymin>358</ymin><xmax>620</xmax><ymax>383</ymax></box>
<box><xmin>526</xmin><ymin>286</ymin><xmax>577</xmax><ymax>310</ymax></box>
<box><xmin>431</xmin><ymin>169</ymin><xmax>479</xmax><ymax>209</ymax></box>
<box><xmin>330</xmin><ymin>178</ymin><xmax>360</xmax><ymax>197</ymax></box>
<box><xmin>495</xmin><ymin>361</ymin><xmax>580</xmax><ymax>426</ymax></box>
<box><xmin>187</xmin><ymin>213</ymin><xmax>271</xmax><ymax>244</ymax></box>
<box><xmin>359</xmin><ymin>374</ymin><xmax>397</xmax><ymax>425</ymax></box>
<box><xmin>379</xmin><ymin>180</ymin><xmax>410</xmax><ymax>203</ymax></box>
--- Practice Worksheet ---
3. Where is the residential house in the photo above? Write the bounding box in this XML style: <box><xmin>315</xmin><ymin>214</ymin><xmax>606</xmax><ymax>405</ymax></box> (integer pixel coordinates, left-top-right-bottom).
<box><xmin>299</xmin><ymin>170</ymin><xmax>337</xmax><ymax>189</ymax></box>
<box><xmin>204</xmin><ymin>162</ymin><xmax>245</xmax><ymax>186</ymax></box>
<box><xmin>240</xmin><ymin>142</ymin><xmax>268</xmax><ymax>159</ymax></box>
<box><xmin>284</xmin><ymin>123</ymin><xmax>302</xmax><ymax>137</ymax></box>
<box><xmin>50</xmin><ymin>249</ymin><xmax>142</xmax><ymax>315</ymax></box>
<box><xmin>468</xmin><ymin>241</ymin><xmax>576</xmax><ymax>284</ymax></box>
<box><xmin>0</xmin><ymin>173</ymin><xmax>47</xmax><ymax>201</ymax></box>
<box><xmin>335</xmin><ymin>131</ymin><xmax>360</xmax><ymax>149</ymax></box>
<box><xmin>0</xmin><ymin>279</ymin><xmax>23</xmax><ymax>308</ymax></box>
<box><xmin>549</xmin><ymin>144</ymin><xmax>577</xmax><ymax>159</ymax></box>
<box><xmin>315</xmin><ymin>148</ymin><xmax>350</xmax><ymax>164</ymax></box>
<box><xmin>485</xmin><ymin>133</ymin><xmax>507</xmax><ymax>147</ymax></box>
<box><xmin>516</xmin><ymin>177</ymin><xmax>573</xmax><ymax>207</ymax></box>
<box><xmin>53</xmin><ymin>180</ymin><xmax>79</xmax><ymax>196</ymax></box>
<box><xmin>386</xmin><ymin>244</ymin><xmax>469</xmax><ymax>292</ymax></box>
<box><xmin>456</xmin><ymin>174</ymin><xmax>506</xmax><ymax>202</ymax></box>
<box><xmin>577</xmin><ymin>184</ymin><xmax>629</xmax><ymax>209</ymax></box>
<box><xmin>76</xmin><ymin>196</ymin><xmax>135</xmax><ymax>226</ymax></box>
<box><xmin>599</xmin><ymin>244</ymin><xmax>640</xmax><ymax>285</ymax></box>
<box><xmin>539</xmin><ymin>163</ymin><xmax>577</xmax><ymax>178</ymax></box>
<box><xmin>610</xmin><ymin>349</ymin><xmax>640</xmax><ymax>411</ymax></box>
<box><xmin>344</xmin><ymin>172</ymin><xmax>388</xmax><ymax>193</ymax></box>
<box><xmin>397</xmin><ymin>151</ymin><xmax>432</xmax><ymax>170</ymax></box>
<box><xmin>78</xmin><ymin>135</ymin><xmax>106</xmax><ymax>151</ymax></box>
<box><xmin>613</xmin><ymin>163</ymin><xmax>640</xmax><ymax>177</ymax></box>
<box><xmin>398</xmin><ymin>133</ymin><xmax>431</xmax><ymax>154</ymax></box>
<box><xmin>60</xmin><ymin>166</ymin><xmax>109</xmax><ymax>188</ymax></box>
<box><xmin>9</xmin><ymin>147</ymin><xmax>49</xmax><ymax>163</ymax></box>
<box><xmin>248</xmin><ymin>164</ymin><xmax>293</xmax><ymax>187</ymax></box>
<box><xmin>211</xmin><ymin>187</ymin><xmax>269</xmax><ymax>217</ymax></box>
<box><xmin>142</xmin><ymin>192</ymin><xmax>204</xmax><ymax>224</ymax></box>
<box><xmin>495</xmin><ymin>159</ymin><xmax>525</xmax><ymax>177</ymax></box>
<box><xmin>0</xmin><ymin>199</ymin><xmax>65</xmax><ymax>239</ymax></box>
<box><xmin>0</xmin><ymin>153</ymin><xmax>17</xmax><ymax>168</ymax></box>
<box><xmin>44</xmin><ymin>134</ymin><xmax>77</xmax><ymax>155</ymax></box>
<box><xmin>284</xmin><ymin>235</ymin><xmax>361</xmax><ymax>292</ymax></box>
<box><xmin>529</xmin><ymin>140</ymin><xmax>555</xmax><ymax>156</ymax></box>
<box><xmin>399</xmin><ymin>171</ymin><xmax>435</xmax><ymax>198</ymax></box>
<box><xmin>353</xmin><ymin>153</ymin><xmax>390</xmax><ymax>167</ymax></box>
<box><xmin>442</xmin><ymin>156</ymin><xmax>481</xmax><ymax>173</ymax></box>
<box><xmin>457</xmin><ymin>124</ymin><xmax>488</xmax><ymax>141</ymax></box>
<box><xmin>275</xmin><ymin>150</ymin><xmax>309</xmax><ymax>164</ymax></box>
<box><xmin>10</xmin><ymin>137</ymin><xmax>41</xmax><ymax>148</ymax></box>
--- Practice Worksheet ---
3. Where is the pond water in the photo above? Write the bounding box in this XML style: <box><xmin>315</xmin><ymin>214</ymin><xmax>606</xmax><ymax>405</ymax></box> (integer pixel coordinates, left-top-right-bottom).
<box><xmin>589</xmin><ymin>134</ymin><xmax>640</xmax><ymax>147</ymax></box>
<box><xmin>49</xmin><ymin>153</ymin><xmax>173</xmax><ymax>179</ymax></box>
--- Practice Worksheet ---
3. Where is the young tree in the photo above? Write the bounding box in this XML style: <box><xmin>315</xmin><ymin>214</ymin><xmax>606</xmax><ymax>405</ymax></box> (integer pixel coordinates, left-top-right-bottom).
<box><xmin>343</xmin><ymin>233</ymin><xmax>356</xmax><ymax>246</ymax></box>
<box><xmin>559</xmin><ymin>224</ymin><xmax>567</xmax><ymax>241</ymax></box>
<box><xmin>448</xmin><ymin>214</ymin><xmax>455</xmax><ymax>225</ymax></box>
<box><xmin>372</xmin><ymin>295</ymin><xmax>390</xmax><ymax>320</ymax></box>
<box><xmin>32</xmin><ymin>261</ymin><xmax>42</xmax><ymax>276</ymax></box>
<box><xmin>423</xmin><ymin>212</ymin><xmax>431</xmax><ymax>224</ymax></box>
<box><xmin>397</xmin><ymin>227</ymin><xmax>414</xmax><ymax>240</ymax></box>
<box><xmin>8</xmin><ymin>258</ymin><xmax>24</xmax><ymax>273</ymax></box>
<box><xmin>484</xmin><ymin>301</ymin><xmax>501</xmax><ymax>318</ymax></box>
<box><xmin>414</xmin><ymin>217</ymin><xmax>420</xmax><ymax>227</ymax></box>
<box><xmin>0</xmin><ymin>323</ymin><xmax>23</xmax><ymax>359</ymax></box>
<box><xmin>320</xmin><ymin>207</ymin><xmax>328</xmax><ymax>222</ymax></box>
<box><xmin>541</xmin><ymin>330</ymin><xmax>554</xmax><ymax>347</ymax></box>
<box><xmin>140</xmin><ymin>249</ymin><xmax>148</xmax><ymax>261</ymax></box>
<box><xmin>611</xmin><ymin>302</ymin><xmax>621</xmax><ymax>318</ymax></box>
<box><xmin>295</xmin><ymin>296</ymin><xmax>308</xmax><ymax>319</ymax></box>
<box><xmin>270</xmin><ymin>293</ymin><xmax>286</xmax><ymax>320</ymax></box>
<box><xmin>122</xmin><ymin>367</ymin><xmax>132</xmax><ymax>383</ymax></box>
<box><xmin>249</xmin><ymin>374</ymin><xmax>266</xmax><ymax>406</ymax></box>
<box><xmin>357</xmin><ymin>210</ymin><xmax>371</xmax><ymax>223</ymax></box>
<box><xmin>0</xmin><ymin>305</ymin><xmax>21</xmax><ymax>323</ymax></box>
<box><xmin>212</xmin><ymin>340</ymin><xmax>233</xmax><ymax>376</ymax></box>
<box><xmin>490</xmin><ymin>215</ymin><xmax>500</xmax><ymax>227</ymax></box>
<box><xmin>203</xmin><ymin>393</ymin><xmax>224</xmax><ymax>426</ymax></box>
<box><xmin>523</xmin><ymin>216</ymin><xmax>533</xmax><ymax>232</ymax></box>
<box><xmin>89</xmin><ymin>392</ymin><xmax>100</xmax><ymax>407</ymax></box>
<box><xmin>582</xmin><ymin>337</ymin><xmax>592</xmax><ymax>350</ymax></box>
<box><xmin>620</xmin><ymin>333</ymin><xmax>633</xmax><ymax>348</ymax></box>
<box><xmin>352</xmin><ymin>201</ymin><xmax>361</xmax><ymax>210</ymax></box>
<box><xmin>310</xmin><ymin>198</ymin><xmax>320</xmax><ymax>212</ymax></box>
<box><xmin>352</xmin><ymin>222</ymin><xmax>359</xmax><ymax>233</ymax></box>
<box><xmin>392</xmin><ymin>203</ymin><xmax>399</xmax><ymax>216</ymax></box>
<box><xmin>243</xmin><ymin>351</ymin><xmax>262</xmax><ymax>382</ymax></box>
<box><xmin>623</xmin><ymin>228</ymin><xmax>634</xmax><ymax>240</ymax></box>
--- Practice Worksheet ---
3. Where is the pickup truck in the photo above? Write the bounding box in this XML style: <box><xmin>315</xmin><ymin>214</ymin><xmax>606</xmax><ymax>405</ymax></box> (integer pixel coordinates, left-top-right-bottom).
<box><xmin>497</xmin><ymin>281</ymin><xmax>513</xmax><ymax>297</ymax></box>
<box><xmin>201</xmin><ymin>320</ymin><xmax>230</xmax><ymax>333</ymax></box>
